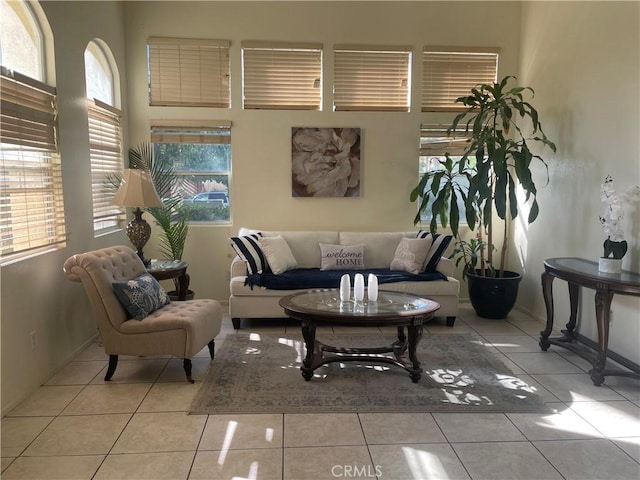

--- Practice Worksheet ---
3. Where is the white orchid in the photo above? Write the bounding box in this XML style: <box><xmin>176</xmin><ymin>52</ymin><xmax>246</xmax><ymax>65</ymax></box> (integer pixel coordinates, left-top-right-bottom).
<box><xmin>600</xmin><ymin>175</ymin><xmax>625</xmax><ymax>241</ymax></box>
<box><xmin>599</xmin><ymin>176</ymin><xmax>640</xmax><ymax>259</ymax></box>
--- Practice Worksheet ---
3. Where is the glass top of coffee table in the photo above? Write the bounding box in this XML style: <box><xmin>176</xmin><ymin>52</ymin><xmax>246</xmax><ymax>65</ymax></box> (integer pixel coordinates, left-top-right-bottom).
<box><xmin>280</xmin><ymin>289</ymin><xmax>440</xmax><ymax>319</ymax></box>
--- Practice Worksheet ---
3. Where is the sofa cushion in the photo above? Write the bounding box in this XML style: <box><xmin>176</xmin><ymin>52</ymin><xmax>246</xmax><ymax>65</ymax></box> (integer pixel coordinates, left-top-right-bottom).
<box><xmin>339</xmin><ymin>232</ymin><xmax>404</xmax><ymax>268</ymax></box>
<box><xmin>262</xmin><ymin>230</ymin><xmax>339</xmax><ymax>268</ymax></box>
<box><xmin>260</xmin><ymin>235</ymin><xmax>298</xmax><ymax>274</ymax></box>
<box><xmin>417</xmin><ymin>231</ymin><xmax>454</xmax><ymax>272</ymax></box>
<box><xmin>320</xmin><ymin>243</ymin><xmax>365</xmax><ymax>270</ymax></box>
<box><xmin>390</xmin><ymin>237</ymin><xmax>433</xmax><ymax>274</ymax></box>
<box><xmin>113</xmin><ymin>272</ymin><xmax>170</xmax><ymax>320</ymax></box>
<box><xmin>230</xmin><ymin>233</ymin><xmax>268</xmax><ymax>274</ymax></box>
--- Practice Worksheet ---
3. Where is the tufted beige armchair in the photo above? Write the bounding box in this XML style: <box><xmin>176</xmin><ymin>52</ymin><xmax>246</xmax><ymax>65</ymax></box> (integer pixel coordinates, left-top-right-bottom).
<box><xmin>63</xmin><ymin>246</ymin><xmax>222</xmax><ymax>383</ymax></box>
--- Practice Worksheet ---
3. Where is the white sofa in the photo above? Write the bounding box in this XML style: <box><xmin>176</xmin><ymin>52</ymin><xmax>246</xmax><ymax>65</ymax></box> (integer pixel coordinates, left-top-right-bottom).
<box><xmin>229</xmin><ymin>229</ymin><xmax>460</xmax><ymax>329</ymax></box>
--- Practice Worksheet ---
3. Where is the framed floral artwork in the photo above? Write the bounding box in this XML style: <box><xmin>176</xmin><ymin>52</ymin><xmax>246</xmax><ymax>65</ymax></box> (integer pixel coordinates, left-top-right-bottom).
<box><xmin>291</xmin><ymin>127</ymin><xmax>361</xmax><ymax>197</ymax></box>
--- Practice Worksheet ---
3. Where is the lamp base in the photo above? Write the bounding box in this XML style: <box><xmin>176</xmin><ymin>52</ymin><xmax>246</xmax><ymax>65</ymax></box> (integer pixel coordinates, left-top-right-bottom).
<box><xmin>126</xmin><ymin>207</ymin><xmax>152</xmax><ymax>267</ymax></box>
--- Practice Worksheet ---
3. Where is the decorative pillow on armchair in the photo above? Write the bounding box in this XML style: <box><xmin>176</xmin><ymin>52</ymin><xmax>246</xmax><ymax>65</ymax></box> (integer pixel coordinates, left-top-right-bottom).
<box><xmin>113</xmin><ymin>272</ymin><xmax>170</xmax><ymax>320</ymax></box>
<box><xmin>416</xmin><ymin>231</ymin><xmax>453</xmax><ymax>272</ymax></box>
<box><xmin>390</xmin><ymin>237</ymin><xmax>433</xmax><ymax>274</ymax></box>
<box><xmin>319</xmin><ymin>243</ymin><xmax>365</xmax><ymax>270</ymax></box>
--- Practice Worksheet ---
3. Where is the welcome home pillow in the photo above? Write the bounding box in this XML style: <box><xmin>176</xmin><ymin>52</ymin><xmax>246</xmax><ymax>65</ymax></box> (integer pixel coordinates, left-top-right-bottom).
<box><xmin>230</xmin><ymin>233</ymin><xmax>269</xmax><ymax>274</ymax></box>
<box><xmin>390</xmin><ymin>237</ymin><xmax>433</xmax><ymax>274</ymax></box>
<box><xmin>259</xmin><ymin>235</ymin><xmax>298</xmax><ymax>275</ymax></box>
<box><xmin>113</xmin><ymin>272</ymin><xmax>170</xmax><ymax>320</ymax></box>
<box><xmin>320</xmin><ymin>243</ymin><xmax>365</xmax><ymax>270</ymax></box>
<box><xmin>416</xmin><ymin>231</ymin><xmax>453</xmax><ymax>272</ymax></box>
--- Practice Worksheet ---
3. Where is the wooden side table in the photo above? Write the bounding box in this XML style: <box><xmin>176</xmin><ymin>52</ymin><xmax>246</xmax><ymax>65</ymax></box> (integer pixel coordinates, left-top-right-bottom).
<box><xmin>147</xmin><ymin>259</ymin><xmax>190</xmax><ymax>301</ymax></box>
<box><xmin>540</xmin><ymin>257</ymin><xmax>640</xmax><ymax>385</ymax></box>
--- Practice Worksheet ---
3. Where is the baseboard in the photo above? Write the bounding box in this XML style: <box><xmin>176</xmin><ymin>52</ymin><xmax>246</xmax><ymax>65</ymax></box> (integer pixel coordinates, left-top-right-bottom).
<box><xmin>1</xmin><ymin>332</ymin><xmax>100</xmax><ymax>417</ymax></box>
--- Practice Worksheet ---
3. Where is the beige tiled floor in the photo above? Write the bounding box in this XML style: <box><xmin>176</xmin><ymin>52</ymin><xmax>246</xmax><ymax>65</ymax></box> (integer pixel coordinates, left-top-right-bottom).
<box><xmin>2</xmin><ymin>306</ymin><xmax>640</xmax><ymax>479</ymax></box>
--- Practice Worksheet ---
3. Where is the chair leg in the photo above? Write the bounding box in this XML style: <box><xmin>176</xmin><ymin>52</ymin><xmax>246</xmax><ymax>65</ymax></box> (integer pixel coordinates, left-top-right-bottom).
<box><xmin>446</xmin><ymin>316</ymin><xmax>456</xmax><ymax>327</ymax></box>
<box><xmin>105</xmin><ymin>355</ymin><xmax>118</xmax><ymax>381</ymax></box>
<box><xmin>183</xmin><ymin>358</ymin><xmax>194</xmax><ymax>383</ymax></box>
<box><xmin>208</xmin><ymin>340</ymin><xmax>215</xmax><ymax>359</ymax></box>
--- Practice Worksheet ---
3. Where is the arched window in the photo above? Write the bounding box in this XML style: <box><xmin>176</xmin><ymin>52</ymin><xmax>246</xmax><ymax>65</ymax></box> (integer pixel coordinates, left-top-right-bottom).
<box><xmin>85</xmin><ymin>39</ymin><xmax>124</xmax><ymax>233</ymax></box>
<box><xmin>0</xmin><ymin>0</ymin><xmax>66</xmax><ymax>259</ymax></box>
<box><xmin>85</xmin><ymin>40</ymin><xmax>114</xmax><ymax>105</ymax></box>
<box><xmin>0</xmin><ymin>0</ymin><xmax>43</xmax><ymax>80</ymax></box>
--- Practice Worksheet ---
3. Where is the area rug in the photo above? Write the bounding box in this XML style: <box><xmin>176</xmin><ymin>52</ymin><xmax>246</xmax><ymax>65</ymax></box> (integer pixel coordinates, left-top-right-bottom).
<box><xmin>189</xmin><ymin>333</ymin><xmax>549</xmax><ymax>414</ymax></box>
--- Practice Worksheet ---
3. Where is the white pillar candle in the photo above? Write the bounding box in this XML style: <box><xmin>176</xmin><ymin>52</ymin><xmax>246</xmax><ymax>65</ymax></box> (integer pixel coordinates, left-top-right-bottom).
<box><xmin>340</xmin><ymin>274</ymin><xmax>351</xmax><ymax>302</ymax></box>
<box><xmin>368</xmin><ymin>273</ymin><xmax>378</xmax><ymax>302</ymax></box>
<box><xmin>354</xmin><ymin>273</ymin><xmax>365</xmax><ymax>302</ymax></box>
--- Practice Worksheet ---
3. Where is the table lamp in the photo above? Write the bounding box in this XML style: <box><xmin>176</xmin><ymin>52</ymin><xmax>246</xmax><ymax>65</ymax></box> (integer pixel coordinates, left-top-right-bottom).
<box><xmin>111</xmin><ymin>169</ymin><xmax>163</xmax><ymax>266</ymax></box>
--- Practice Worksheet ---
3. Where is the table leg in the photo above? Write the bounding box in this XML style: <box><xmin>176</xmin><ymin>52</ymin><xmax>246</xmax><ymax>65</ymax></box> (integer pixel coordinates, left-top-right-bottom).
<box><xmin>177</xmin><ymin>272</ymin><xmax>190</xmax><ymax>301</ymax></box>
<box><xmin>539</xmin><ymin>271</ymin><xmax>554</xmax><ymax>350</ymax></box>
<box><xmin>300</xmin><ymin>319</ymin><xmax>316</xmax><ymax>381</ymax></box>
<box><xmin>561</xmin><ymin>281</ymin><xmax>580</xmax><ymax>341</ymax></box>
<box><xmin>406</xmin><ymin>324</ymin><xmax>423</xmax><ymax>383</ymax></box>
<box><xmin>591</xmin><ymin>289</ymin><xmax>614</xmax><ymax>386</ymax></box>
<box><xmin>397</xmin><ymin>326</ymin><xmax>408</xmax><ymax>354</ymax></box>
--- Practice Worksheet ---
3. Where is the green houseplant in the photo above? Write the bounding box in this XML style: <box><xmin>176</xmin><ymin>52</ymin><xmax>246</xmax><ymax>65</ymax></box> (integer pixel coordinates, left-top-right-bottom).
<box><xmin>126</xmin><ymin>143</ymin><xmax>194</xmax><ymax>299</ymax></box>
<box><xmin>127</xmin><ymin>143</ymin><xmax>190</xmax><ymax>262</ymax></box>
<box><xmin>411</xmin><ymin>76</ymin><xmax>557</xmax><ymax>318</ymax></box>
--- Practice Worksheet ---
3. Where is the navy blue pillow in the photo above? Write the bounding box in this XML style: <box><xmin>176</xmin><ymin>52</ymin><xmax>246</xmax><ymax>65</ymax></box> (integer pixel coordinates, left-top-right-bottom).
<box><xmin>416</xmin><ymin>231</ymin><xmax>453</xmax><ymax>272</ymax></box>
<box><xmin>113</xmin><ymin>272</ymin><xmax>170</xmax><ymax>320</ymax></box>
<box><xmin>230</xmin><ymin>233</ymin><xmax>269</xmax><ymax>274</ymax></box>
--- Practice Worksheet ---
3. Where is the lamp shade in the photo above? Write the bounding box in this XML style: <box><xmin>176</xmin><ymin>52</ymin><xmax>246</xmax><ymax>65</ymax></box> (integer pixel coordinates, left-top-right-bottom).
<box><xmin>111</xmin><ymin>169</ymin><xmax>163</xmax><ymax>208</ymax></box>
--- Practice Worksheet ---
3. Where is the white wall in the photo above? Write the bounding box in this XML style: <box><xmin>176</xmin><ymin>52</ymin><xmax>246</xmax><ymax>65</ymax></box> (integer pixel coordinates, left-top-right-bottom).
<box><xmin>517</xmin><ymin>1</ymin><xmax>640</xmax><ymax>363</ymax></box>
<box><xmin>1</xmin><ymin>1</ymin><xmax>128</xmax><ymax>414</ymax></box>
<box><xmin>123</xmin><ymin>0</ymin><xmax>523</xmax><ymax>303</ymax></box>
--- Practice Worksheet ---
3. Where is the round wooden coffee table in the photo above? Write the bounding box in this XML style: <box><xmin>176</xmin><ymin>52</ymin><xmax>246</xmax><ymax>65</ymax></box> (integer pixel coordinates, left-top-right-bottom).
<box><xmin>279</xmin><ymin>290</ymin><xmax>440</xmax><ymax>383</ymax></box>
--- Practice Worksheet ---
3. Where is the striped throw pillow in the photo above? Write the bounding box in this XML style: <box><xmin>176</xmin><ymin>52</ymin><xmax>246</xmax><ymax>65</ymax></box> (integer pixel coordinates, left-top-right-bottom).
<box><xmin>230</xmin><ymin>233</ymin><xmax>268</xmax><ymax>274</ymax></box>
<box><xmin>416</xmin><ymin>231</ymin><xmax>453</xmax><ymax>272</ymax></box>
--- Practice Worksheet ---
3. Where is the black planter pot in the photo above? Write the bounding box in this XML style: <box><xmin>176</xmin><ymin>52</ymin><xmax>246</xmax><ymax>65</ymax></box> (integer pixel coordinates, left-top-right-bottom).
<box><xmin>467</xmin><ymin>270</ymin><xmax>522</xmax><ymax>319</ymax></box>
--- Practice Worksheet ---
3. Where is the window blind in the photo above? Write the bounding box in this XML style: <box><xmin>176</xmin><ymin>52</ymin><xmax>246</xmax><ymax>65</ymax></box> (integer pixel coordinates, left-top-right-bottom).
<box><xmin>150</xmin><ymin>120</ymin><xmax>231</xmax><ymax>144</ymax></box>
<box><xmin>0</xmin><ymin>67</ymin><xmax>66</xmax><ymax>257</ymax></box>
<box><xmin>147</xmin><ymin>37</ymin><xmax>230</xmax><ymax>107</ymax></box>
<box><xmin>334</xmin><ymin>45</ymin><xmax>411</xmax><ymax>112</ymax></box>
<box><xmin>420</xmin><ymin>124</ymin><xmax>472</xmax><ymax>157</ymax></box>
<box><xmin>88</xmin><ymin>99</ymin><xmax>124</xmax><ymax>232</ymax></box>
<box><xmin>242</xmin><ymin>41</ymin><xmax>322</xmax><ymax>110</ymax></box>
<box><xmin>422</xmin><ymin>47</ymin><xmax>500</xmax><ymax>112</ymax></box>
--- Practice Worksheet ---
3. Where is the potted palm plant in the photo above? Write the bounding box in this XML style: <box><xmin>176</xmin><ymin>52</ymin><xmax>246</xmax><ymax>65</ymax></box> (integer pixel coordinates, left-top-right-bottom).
<box><xmin>128</xmin><ymin>143</ymin><xmax>193</xmax><ymax>298</ymax></box>
<box><xmin>411</xmin><ymin>76</ymin><xmax>557</xmax><ymax>318</ymax></box>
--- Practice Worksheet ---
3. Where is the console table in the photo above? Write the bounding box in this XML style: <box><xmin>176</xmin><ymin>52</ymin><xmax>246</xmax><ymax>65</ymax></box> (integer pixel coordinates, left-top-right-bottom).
<box><xmin>540</xmin><ymin>257</ymin><xmax>640</xmax><ymax>385</ymax></box>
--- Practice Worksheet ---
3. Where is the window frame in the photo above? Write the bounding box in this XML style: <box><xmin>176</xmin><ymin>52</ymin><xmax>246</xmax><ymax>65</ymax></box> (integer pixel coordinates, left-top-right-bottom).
<box><xmin>85</xmin><ymin>40</ymin><xmax>115</xmax><ymax>105</ymax></box>
<box><xmin>333</xmin><ymin>44</ymin><xmax>412</xmax><ymax>112</ymax></box>
<box><xmin>241</xmin><ymin>41</ymin><xmax>323</xmax><ymax>110</ymax></box>
<box><xmin>85</xmin><ymin>39</ymin><xmax>123</xmax><ymax>235</ymax></box>
<box><xmin>0</xmin><ymin>0</ymin><xmax>44</xmax><ymax>81</ymax></box>
<box><xmin>147</xmin><ymin>36</ymin><xmax>231</xmax><ymax>108</ymax></box>
<box><xmin>422</xmin><ymin>46</ymin><xmax>500</xmax><ymax>112</ymax></box>
<box><xmin>87</xmin><ymin>99</ymin><xmax>124</xmax><ymax>234</ymax></box>
<box><xmin>0</xmin><ymin>0</ymin><xmax>65</xmax><ymax>261</ymax></box>
<box><xmin>417</xmin><ymin>124</ymin><xmax>475</xmax><ymax>224</ymax></box>
<box><xmin>150</xmin><ymin>121</ymin><xmax>232</xmax><ymax>224</ymax></box>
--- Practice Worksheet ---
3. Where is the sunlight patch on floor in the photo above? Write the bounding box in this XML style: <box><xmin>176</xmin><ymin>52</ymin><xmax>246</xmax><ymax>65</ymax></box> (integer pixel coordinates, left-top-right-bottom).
<box><xmin>231</xmin><ymin>460</ymin><xmax>259</xmax><ymax>480</ymax></box>
<box><xmin>403</xmin><ymin>446</ymin><xmax>449</xmax><ymax>480</ymax></box>
<box><xmin>218</xmin><ymin>420</ymin><xmax>238</xmax><ymax>465</ymax></box>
